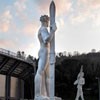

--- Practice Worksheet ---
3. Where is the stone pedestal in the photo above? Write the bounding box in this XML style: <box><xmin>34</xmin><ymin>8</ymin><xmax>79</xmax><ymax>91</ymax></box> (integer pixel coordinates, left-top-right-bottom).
<box><xmin>34</xmin><ymin>96</ymin><xmax>62</xmax><ymax>100</ymax></box>
<box><xmin>50</xmin><ymin>97</ymin><xmax>62</xmax><ymax>100</ymax></box>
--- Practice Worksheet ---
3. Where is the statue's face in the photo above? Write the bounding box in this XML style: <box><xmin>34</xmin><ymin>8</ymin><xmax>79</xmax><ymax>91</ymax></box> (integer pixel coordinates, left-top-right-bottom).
<box><xmin>42</xmin><ymin>21</ymin><xmax>49</xmax><ymax>27</ymax></box>
<box><xmin>46</xmin><ymin>21</ymin><xmax>49</xmax><ymax>27</ymax></box>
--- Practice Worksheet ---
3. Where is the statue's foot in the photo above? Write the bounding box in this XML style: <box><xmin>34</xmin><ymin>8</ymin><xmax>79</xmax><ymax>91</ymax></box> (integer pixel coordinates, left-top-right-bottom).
<box><xmin>35</xmin><ymin>95</ymin><xmax>49</xmax><ymax>100</ymax></box>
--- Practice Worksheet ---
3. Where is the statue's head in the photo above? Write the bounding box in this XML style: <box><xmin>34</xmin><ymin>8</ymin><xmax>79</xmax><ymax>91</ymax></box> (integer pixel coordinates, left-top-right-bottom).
<box><xmin>40</xmin><ymin>15</ymin><xmax>49</xmax><ymax>27</ymax></box>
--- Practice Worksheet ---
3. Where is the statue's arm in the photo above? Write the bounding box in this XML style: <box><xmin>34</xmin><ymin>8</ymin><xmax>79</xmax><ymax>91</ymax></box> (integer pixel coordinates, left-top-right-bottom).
<box><xmin>49</xmin><ymin>23</ymin><xmax>57</xmax><ymax>41</ymax></box>
<box><xmin>41</xmin><ymin>25</ymin><xmax>57</xmax><ymax>44</ymax></box>
<box><xmin>74</xmin><ymin>79</ymin><xmax>78</xmax><ymax>85</ymax></box>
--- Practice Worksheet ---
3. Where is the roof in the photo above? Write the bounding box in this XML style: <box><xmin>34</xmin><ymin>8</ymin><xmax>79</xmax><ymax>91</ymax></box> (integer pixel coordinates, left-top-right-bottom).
<box><xmin>0</xmin><ymin>48</ymin><xmax>35</xmax><ymax>80</ymax></box>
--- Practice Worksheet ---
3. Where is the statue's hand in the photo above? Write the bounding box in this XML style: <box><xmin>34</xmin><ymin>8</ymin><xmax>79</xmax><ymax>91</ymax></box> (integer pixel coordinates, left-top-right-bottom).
<box><xmin>51</xmin><ymin>23</ymin><xmax>57</xmax><ymax>32</ymax></box>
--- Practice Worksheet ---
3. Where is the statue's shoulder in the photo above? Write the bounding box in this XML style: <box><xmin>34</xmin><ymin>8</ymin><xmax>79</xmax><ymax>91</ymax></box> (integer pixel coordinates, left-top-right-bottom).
<box><xmin>38</xmin><ymin>27</ymin><xmax>45</xmax><ymax>33</ymax></box>
<box><xmin>38</xmin><ymin>27</ymin><xmax>47</xmax><ymax>35</ymax></box>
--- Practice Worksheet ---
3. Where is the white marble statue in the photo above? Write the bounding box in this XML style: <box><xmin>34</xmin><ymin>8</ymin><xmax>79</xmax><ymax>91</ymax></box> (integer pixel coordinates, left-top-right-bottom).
<box><xmin>34</xmin><ymin>15</ymin><xmax>57</xmax><ymax>100</ymax></box>
<box><xmin>74</xmin><ymin>65</ymin><xmax>85</xmax><ymax>100</ymax></box>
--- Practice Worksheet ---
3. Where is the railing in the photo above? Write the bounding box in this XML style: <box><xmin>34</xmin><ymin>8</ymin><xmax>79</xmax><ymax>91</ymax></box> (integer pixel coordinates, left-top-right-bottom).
<box><xmin>0</xmin><ymin>48</ymin><xmax>35</xmax><ymax>65</ymax></box>
<box><xmin>0</xmin><ymin>48</ymin><xmax>26</xmax><ymax>61</ymax></box>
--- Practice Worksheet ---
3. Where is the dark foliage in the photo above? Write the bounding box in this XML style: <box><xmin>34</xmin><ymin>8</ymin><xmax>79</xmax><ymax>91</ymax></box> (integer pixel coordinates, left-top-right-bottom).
<box><xmin>55</xmin><ymin>52</ymin><xmax>100</xmax><ymax>100</ymax></box>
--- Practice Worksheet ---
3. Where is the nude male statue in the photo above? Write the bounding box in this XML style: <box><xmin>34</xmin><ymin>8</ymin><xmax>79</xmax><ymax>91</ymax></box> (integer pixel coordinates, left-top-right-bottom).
<box><xmin>34</xmin><ymin>15</ymin><xmax>57</xmax><ymax>99</ymax></box>
<box><xmin>74</xmin><ymin>65</ymin><xmax>85</xmax><ymax>100</ymax></box>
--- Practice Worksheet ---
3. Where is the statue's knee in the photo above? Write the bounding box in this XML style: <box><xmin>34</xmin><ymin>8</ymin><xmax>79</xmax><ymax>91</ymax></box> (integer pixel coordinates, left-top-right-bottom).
<box><xmin>37</xmin><ymin>69</ymin><xmax>44</xmax><ymax>76</ymax></box>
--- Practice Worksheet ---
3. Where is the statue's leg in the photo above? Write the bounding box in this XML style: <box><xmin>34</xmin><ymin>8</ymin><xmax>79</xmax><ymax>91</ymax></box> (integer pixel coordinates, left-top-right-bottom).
<box><xmin>80</xmin><ymin>89</ymin><xmax>84</xmax><ymax>100</ymax></box>
<box><xmin>75</xmin><ymin>88</ymin><xmax>80</xmax><ymax>100</ymax></box>
<box><xmin>35</xmin><ymin>56</ymin><xmax>47</xmax><ymax>98</ymax></box>
<box><xmin>41</xmin><ymin>72</ymin><xmax>47</xmax><ymax>96</ymax></box>
<box><xmin>45</xmin><ymin>62</ymin><xmax>50</xmax><ymax>97</ymax></box>
<box><xmin>35</xmin><ymin>70</ymin><xmax>42</xmax><ymax>97</ymax></box>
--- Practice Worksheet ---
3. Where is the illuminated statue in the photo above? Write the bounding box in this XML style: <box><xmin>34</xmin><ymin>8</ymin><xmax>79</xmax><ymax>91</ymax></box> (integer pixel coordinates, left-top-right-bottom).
<box><xmin>74</xmin><ymin>65</ymin><xmax>85</xmax><ymax>100</ymax></box>
<box><xmin>34</xmin><ymin>15</ymin><xmax>57</xmax><ymax>100</ymax></box>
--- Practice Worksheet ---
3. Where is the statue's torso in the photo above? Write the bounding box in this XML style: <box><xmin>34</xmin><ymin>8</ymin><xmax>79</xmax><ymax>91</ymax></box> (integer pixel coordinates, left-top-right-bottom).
<box><xmin>77</xmin><ymin>77</ymin><xmax>85</xmax><ymax>89</ymax></box>
<box><xmin>38</xmin><ymin>26</ymin><xmax>50</xmax><ymax>58</ymax></box>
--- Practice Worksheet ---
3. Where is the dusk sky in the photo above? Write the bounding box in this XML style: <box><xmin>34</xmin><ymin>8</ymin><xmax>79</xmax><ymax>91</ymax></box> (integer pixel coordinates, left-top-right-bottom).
<box><xmin>0</xmin><ymin>0</ymin><xmax>100</xmax><ymax>58</ymax></box>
